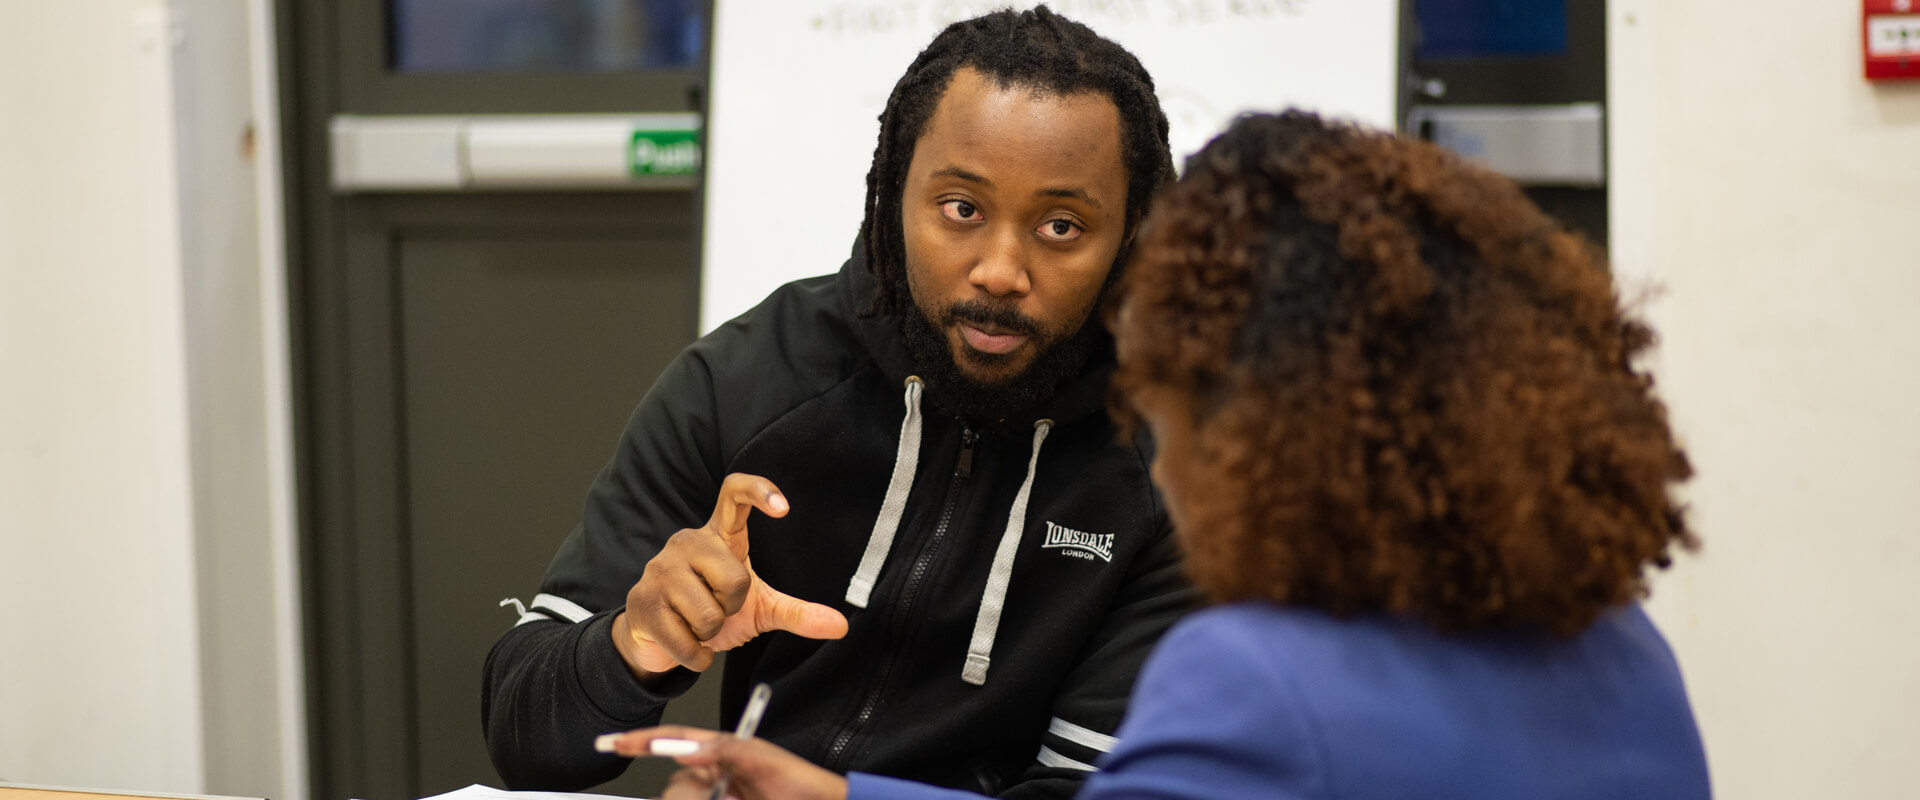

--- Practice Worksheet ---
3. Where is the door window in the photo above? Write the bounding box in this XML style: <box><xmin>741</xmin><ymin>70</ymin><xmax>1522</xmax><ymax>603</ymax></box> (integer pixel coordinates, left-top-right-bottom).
<box><xmin>391</xmin><ymin>0</ymin><xmax>703</xmax><ymax>74</ymax></box>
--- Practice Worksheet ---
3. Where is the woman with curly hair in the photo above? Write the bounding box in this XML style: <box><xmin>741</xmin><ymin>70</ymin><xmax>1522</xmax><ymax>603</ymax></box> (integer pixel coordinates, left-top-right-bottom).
<box><xmin>1090</xmin><ymin>110</ymin><xmax>1711</xmax><ymax>799</ymax></box>
<box><xmin>602</xmin><ymin>111</ymin><xmax>1711</xmax><ymax>799</ymax></box>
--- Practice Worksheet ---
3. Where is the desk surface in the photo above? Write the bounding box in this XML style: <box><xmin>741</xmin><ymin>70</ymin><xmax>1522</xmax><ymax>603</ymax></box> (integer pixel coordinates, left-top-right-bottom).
<box><xmin>0</xmin><ymin>783</ymin><xmax>263</xmax><ymax>800</ymax></box>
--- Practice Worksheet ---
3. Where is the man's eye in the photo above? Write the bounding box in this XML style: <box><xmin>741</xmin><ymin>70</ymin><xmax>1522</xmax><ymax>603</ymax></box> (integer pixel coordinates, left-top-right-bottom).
<box><xmin>941</xmin><ymin>200</ymin><xmax>981</xmax><ymax>222</ymax></box>
<box><xmin>1037</xmin><ymin>218</ymin><xmax>1082</xmax><ymax>241</ymax></box>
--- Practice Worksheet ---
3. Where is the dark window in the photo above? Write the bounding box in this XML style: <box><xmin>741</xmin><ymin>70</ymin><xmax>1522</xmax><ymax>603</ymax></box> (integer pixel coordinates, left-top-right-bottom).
<box><xmin>390</xmin><ymin>0</ymin><xmax>704</xmax><ymax>74</ymax></box>
<box><xmin>1416</xmin><ymin>0</ymin><xmax>1567</xmax><ymax>58</ymax></box>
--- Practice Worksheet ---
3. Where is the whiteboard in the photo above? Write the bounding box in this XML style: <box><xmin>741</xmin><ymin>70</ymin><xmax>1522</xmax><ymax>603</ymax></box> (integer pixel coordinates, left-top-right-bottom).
<box><xmin>700</xmin><ymin>0</ymin><xmax>1401</xmax><ymax>331</ymax></box>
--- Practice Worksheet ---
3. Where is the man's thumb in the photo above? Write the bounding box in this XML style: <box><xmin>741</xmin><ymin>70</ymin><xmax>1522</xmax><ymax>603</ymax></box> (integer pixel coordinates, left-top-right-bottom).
<box><xmin>759</xmin><ymin>587</ymin><xmax>850</xmax><ymax>640</ymax></box>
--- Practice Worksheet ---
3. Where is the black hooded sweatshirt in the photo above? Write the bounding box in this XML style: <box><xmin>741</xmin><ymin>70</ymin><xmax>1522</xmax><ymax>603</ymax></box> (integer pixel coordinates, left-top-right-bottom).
<box><xmin>481</xmin><ymin>251</ymin><xmax>1192</xmax><ymax>799</ymax></box>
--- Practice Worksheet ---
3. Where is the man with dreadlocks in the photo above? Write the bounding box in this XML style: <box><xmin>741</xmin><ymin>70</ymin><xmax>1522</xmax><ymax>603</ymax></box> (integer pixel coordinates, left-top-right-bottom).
<box><xmin>481</xmin><ymin>7</ymin><xmax>1187</xmax><ymax>798</ymax></box>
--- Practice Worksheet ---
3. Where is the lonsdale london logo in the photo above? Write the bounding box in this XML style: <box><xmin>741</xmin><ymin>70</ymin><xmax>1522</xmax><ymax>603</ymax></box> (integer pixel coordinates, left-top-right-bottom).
<box><xmin>1041</xmin><ymin>521</ymin><xmax>1114</xmax><ymax>563</ymax></box>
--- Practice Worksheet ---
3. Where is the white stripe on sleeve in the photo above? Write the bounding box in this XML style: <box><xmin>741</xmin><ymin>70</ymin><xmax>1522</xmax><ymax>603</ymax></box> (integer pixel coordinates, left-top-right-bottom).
<box><xmin>1047</xmin><ymin>717</ymin><xmax>1119</xmax><ymax>753</ymax></box>
<box><xmin>1036</xmin><ymin>745</ymin><xmax>1098</xmax><ymax>773</ymax></box>
<box><xmin>512</xmin><ymin>592</ymin><xmax>592</xmax><ymax>625</ymax></box>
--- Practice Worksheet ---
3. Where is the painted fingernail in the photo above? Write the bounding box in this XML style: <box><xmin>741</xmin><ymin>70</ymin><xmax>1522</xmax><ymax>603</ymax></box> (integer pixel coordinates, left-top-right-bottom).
<box><xmin>594</xmin><ymin>733</ymin><xmax>622</xmax><ymax>753</ymax></box>
<box><xmin>649</xmin><ymin>737</ymin><xmax>702</xmax><ymax>756</ymax></box>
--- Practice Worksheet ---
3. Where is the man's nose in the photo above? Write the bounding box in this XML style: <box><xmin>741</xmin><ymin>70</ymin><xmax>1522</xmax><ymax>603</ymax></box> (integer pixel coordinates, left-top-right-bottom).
<box><xmin>968</xmin><ymin>229</ymin><xmax>1032</xmax><ymax>297</ymax></box>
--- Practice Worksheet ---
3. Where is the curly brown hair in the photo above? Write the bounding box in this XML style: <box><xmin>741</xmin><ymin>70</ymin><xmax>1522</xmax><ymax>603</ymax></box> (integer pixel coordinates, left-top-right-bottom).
<box><xmin>1111</xmin><ymin>111</ymin><xmax>1696</xmax><ymax>635</ymax></box>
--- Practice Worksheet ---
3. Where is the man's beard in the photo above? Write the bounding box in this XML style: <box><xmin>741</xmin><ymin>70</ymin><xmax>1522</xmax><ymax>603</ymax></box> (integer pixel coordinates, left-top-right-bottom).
<box><xmin>900</xmin><ymin>295</ymin><xmax>1104</xmax><ymax>422</ymax></box>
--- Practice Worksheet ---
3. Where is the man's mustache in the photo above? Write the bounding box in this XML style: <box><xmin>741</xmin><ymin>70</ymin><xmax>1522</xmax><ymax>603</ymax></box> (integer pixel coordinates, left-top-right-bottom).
<box><xmin>943</xmin><ymin>299</ymin><xmax>1040</xmax><ymax>337</ymax></box>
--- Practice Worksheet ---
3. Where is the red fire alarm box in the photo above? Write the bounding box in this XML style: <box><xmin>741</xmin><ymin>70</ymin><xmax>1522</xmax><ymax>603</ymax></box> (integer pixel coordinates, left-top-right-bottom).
<box><xmin>1866</xmin><ymin>0</ymin><xmax>1920</xmax><ymax>80</ymax></box>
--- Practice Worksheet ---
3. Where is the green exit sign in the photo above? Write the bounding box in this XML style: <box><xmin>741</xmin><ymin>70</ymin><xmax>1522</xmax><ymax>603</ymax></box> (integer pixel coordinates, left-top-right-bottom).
<box><xmin>630</xmin><ymin>130</ymin><xmax>700</xmax><ymax>176</ymax></box>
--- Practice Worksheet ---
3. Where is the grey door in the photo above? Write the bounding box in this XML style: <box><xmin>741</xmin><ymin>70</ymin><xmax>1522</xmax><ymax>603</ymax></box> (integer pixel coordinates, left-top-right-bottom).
<box><xmin>280</xmin><ymin>2</ymin><xmax>718</xmax><ymax>799</ymax></box>
<box><xmin>1405</xmin><ymin>0</ymin><xmax>1610</xmax><ymax>246</ymax></box>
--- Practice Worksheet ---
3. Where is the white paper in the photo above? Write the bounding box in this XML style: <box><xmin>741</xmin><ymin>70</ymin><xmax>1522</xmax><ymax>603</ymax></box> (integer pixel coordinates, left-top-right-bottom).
<box><xmin>406</xmin><ymin>784</ymin><xmax>638</xmax><ymax>800</ymax></box>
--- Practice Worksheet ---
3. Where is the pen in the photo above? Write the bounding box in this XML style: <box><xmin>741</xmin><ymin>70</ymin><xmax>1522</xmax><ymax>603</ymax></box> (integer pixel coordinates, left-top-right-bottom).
<box><xmin>711</xmin><ymin>682</ymin><xmax>772</xmax><ymax>800</ymax></box>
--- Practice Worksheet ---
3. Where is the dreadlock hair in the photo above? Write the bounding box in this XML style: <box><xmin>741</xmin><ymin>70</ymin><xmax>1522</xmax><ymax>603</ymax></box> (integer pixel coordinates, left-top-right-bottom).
<box><xmin>858</xmin><ymin>5</ymin><xmax>1176</xmax><ymax>318</ymax></box>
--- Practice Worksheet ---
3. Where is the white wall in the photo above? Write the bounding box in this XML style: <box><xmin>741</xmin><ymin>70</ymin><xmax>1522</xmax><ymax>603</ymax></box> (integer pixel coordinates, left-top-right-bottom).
<box><xmin>1614</xmin><ymin>2</ymin><xmax>1920</xmax><ymax>798</ymax></box>
<box><xmin>180</xmin><ymin>1</ymin><xmax>307</xmax><ymax>798</ymax></box>
<box><xmin>0</xmin><ymin>1</ymin><xmax>302</xmax><ymax>798</ymax></box>
<box><xmin>0</xmin><ymin>0</ymin><xmax>203</xmax><ymax>791</ymax></box>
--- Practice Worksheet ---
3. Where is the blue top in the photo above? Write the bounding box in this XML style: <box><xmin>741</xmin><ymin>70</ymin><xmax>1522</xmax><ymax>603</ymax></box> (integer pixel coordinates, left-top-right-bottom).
<box><xmin>850</xmin><ymin>603</ymin><xmax>1710</xmax><ymax>800</ymax></box>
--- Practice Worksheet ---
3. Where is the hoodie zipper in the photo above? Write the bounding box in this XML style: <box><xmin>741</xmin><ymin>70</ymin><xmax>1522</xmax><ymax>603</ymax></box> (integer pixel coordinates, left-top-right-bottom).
<box><xmin>825</xmin><ymin>424</ymin><xmax>977</xmax><ymax>771</ymax></box>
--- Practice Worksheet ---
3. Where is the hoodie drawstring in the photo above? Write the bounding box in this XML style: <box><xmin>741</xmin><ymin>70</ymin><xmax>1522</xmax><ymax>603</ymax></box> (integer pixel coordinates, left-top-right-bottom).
<box><xmin>962</xmin><ymin>419</ymin><xmax>1052</xmax><ymax>686</ymax></box>
<box><xmin>842</xmin><ymin>377</ymin><xmax>1053</xmax><ymax>686</ymax></box>
<box><xmin>846</xmin><ymin>377</ymin><xmax>924</xmax><ymax>608</ymax></box>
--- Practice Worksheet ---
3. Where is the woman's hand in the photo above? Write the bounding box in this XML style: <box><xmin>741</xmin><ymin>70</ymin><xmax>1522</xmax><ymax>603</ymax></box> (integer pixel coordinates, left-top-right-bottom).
<box><xmin>598</xmin><ymin>725</ymin><xmax>849</xmax><ymax>800</ymax></box>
